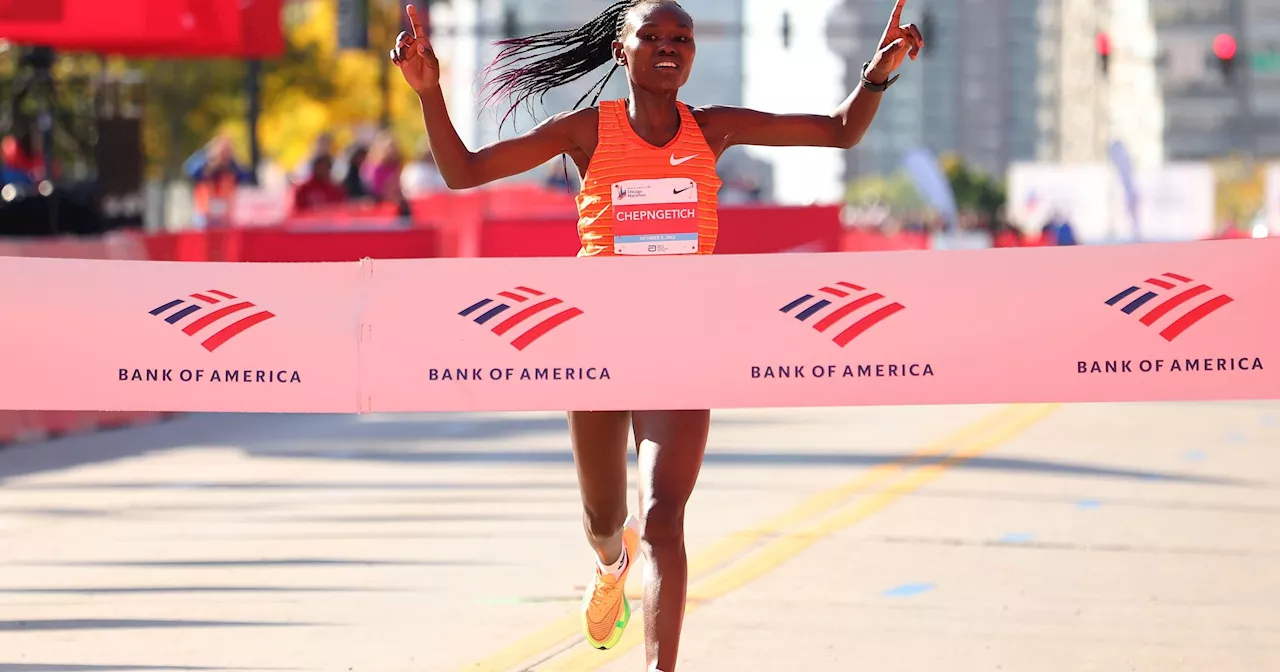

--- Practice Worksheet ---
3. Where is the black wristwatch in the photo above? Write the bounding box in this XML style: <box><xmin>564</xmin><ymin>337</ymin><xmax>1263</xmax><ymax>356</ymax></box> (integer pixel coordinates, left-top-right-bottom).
<box><xmin>860</xmin><ymin>61</ymin><xmax>899</xmax><ymax>92</ymax></box>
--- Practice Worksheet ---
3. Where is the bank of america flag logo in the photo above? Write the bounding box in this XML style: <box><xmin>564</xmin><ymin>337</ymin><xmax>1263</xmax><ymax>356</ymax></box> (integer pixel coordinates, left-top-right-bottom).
<box><xmin>459</xmin><ymin>286</ymin><xmax>584</xmax><ymax>351</ymax></box>
<box><xmin>1105</xmin><ymin>272</ymin><xmax>1233</xmax><ymax>342</ymax></box>
<box><xmin>148</xmin><ymin>290</ymin><xmax>276</xmax><ymax>352</ymax></box>
<box><xmin>780</xmin><ymin>281</ymin><xmax>905</xmax><ymax>347</ymax></box>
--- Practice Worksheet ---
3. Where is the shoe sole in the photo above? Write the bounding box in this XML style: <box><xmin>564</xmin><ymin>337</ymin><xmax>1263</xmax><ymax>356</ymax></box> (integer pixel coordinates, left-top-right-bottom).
<box><xmin>583</xmin><ymin>517</ymin><xmax>642</xmax><ymax>650</ymax></box>
<box><xmin>585</xmin><ymin>594</ymin><xmax>630</xmax><ymax>650</ymax></box>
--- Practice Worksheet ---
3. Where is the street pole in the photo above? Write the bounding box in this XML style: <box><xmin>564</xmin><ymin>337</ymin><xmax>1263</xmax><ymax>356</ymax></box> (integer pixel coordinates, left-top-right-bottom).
<box><xmin>246</xmin><ymin>58</ymin><xmax>262</xmax><ymax>186</ymax></box>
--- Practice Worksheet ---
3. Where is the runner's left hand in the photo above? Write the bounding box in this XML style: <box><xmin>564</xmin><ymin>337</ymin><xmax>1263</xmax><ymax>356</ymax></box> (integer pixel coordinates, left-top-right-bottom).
<box><xmin>867</xmin><ymin>0</ymin><xmax>924</xmax><ymax>82</ymax></box>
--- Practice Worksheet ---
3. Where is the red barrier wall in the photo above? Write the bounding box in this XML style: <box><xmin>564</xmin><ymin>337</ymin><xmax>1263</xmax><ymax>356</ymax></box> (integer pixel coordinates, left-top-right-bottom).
<box><xmin>144</xmin><ymin>228</ymin><xmax>441</xmax><ymax>262</ymax></box>
<box><xmin>475</xmin><ymin>204</ymin><xmax>847</xmax><ymax>258</ymax></box>
<box><xmin>715</xmin><ymin>205</ymin><xmax>844</xmax><ymax>254</ymax></box>
<box><xmin>479</xmin><ymin>218</ymin><xmax>580</xmax><ymax>257</ymax></box>
<box><xmin>840</xmin><ymin>227</ymin><xmax>930</xmax><ymax>252</ymax></box>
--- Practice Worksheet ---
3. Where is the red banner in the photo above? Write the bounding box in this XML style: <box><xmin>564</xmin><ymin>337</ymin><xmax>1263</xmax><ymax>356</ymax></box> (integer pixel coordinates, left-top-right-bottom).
<box><xmin>0</xmin><ymin>0</ymin><xmax>281</xmax><ymax>58</ymax></box>
<box><xmin>0</xmin><ymin>0</ymin><xmax>64</xmax><ymax>22</ymax></box>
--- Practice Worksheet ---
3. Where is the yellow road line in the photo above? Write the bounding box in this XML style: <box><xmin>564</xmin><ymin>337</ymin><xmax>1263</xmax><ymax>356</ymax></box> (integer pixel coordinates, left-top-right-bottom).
<box><xmin>456</xmin><ymin>404</ymin><xmax>1027</xmax><ymax>672</ymax></box>
<box><xmin>539</xmin><ymin>403</ymin><xmax>1060</xmax><ymax>671</ymax></box>
<box><xmin>655</xmin><ymin>404</ymin><xmax>1027</xmax><ymax>592</ymax></box>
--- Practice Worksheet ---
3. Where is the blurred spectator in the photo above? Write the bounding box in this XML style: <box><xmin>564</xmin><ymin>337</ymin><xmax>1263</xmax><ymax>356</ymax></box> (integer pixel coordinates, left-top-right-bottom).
<box><xmin>336</xmin><ymin>143</ymin><xmax>370</xmax><ymax>200</ymax></box>
<box><xmin>183</xmin><ymin>135</ymin><xmax>253</xmax><ymax>229</ymax></box>
<box><xmin>0</xmin><ymin>135</ymin><xmax>37</xmax><ymax>188</ymax></box>
<box><xmin>543</xmin><ymin>161</ymin><xmax>574</xmax><ymax>193</ymax></box>
<box><xmin>313</xmin><ymin>132</ymin><xmax>335</xmax><ymax>162</ymax></box>
<box><xmin>360</xmin><ymin>132</ymin><xmax>404</xmax><ymax>204</ymax></box>
<box><xmin>291</xmin><ymin>154</ymin><xmax>347</xmax><ymax>213</ymax></box>
<box><xmin>295</xmin><ymin>132</ymin><xmax>336</xmax><ymax>182</ymax></box>
<box><xmin>992</xmin><ymin>209</ymin><xmax>1023</xmax><ymax>248</ymax></box>
<box><xmin>718</xmin><ymin>174</ymin><xmax>764</xmax><ymax>205</ymax></box>
<box><xmin>400</xmin><ymin>138</ymin><xmax>447</xmax><ymax>198</ymax></box>
<box><xmin>1040</xmin><ymin>211</ymin><xmax>1078</xmax><ymax>246</ymax></box>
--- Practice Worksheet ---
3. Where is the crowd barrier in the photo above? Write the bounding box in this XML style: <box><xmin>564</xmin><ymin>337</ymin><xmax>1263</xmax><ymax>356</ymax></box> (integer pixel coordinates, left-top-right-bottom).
<box><xmin>1</xmin><ymin>238</ymin><xmax>1276</xmax><ymax>414</ymax></box>
<box><xmin>0</xmin><ymin>231</ymin><xmax>172</xmax><ymax>446</ymax></box>
<box><xmin>143</xmin><ymin>228</ymin><xmax>441</xmax><ymax>263</ymax></box>
<box><xmin>475</xmin><ymin>205</ymin><xmax>846</xmax><ymax>257</ymax></box>
<box><xmin>281</xmin><ymin>199</ymin><xmax>848</xmax><ymax>258</ymax></box>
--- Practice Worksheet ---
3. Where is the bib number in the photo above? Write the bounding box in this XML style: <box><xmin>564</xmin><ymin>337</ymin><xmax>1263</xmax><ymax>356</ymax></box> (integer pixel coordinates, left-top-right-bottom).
<box><xmin>611</xmin><ymin>178</ymin><xmax>699</xmax><ymax>255</ymax></box>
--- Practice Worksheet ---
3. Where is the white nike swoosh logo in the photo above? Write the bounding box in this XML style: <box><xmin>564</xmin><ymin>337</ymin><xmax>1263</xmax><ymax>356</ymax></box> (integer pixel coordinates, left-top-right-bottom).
<box><xmin>670</xmin><ymin>154</ymin><xmax>698</xmax><ymax>166</ymax></box>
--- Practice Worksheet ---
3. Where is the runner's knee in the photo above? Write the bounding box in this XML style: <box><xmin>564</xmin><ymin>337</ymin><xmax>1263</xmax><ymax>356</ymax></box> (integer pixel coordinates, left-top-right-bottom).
<box><xmin>583</xmin><ymin>502</ymin><xmax>627</xmax><ymax>542</ymax></box>
<box><xmin>640</xmin><ymin>499</ymin><xmax>686</xmax><ymax>548</ymax></box>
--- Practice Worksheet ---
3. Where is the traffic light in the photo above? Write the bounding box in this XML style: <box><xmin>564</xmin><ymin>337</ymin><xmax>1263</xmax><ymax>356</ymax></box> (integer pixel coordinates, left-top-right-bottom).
<box><xmin>1213</xmin><ymin>32</ymin><xmax>1238</xmax><ymax>81</ymax></box>
<box><xmin>781</xmin><ymin>11</ymin><xmax>792</xmax><ymax>49</ymax></box>
<box><xmin>921</xmin><ymin>7</ymin><xmax>934</xmax><ymax>57</ymax></box>
<box><xmin>336</xmin><ymin>0</ymin><xmax>369</xmax><ymax>50</ymax></box>
<box><xmin>1095</xmin><ymin>31</ymin><xmax>1110</xmax><ymax>74</ymax></box>
<box><xmin>502</xmin><ymin>7</ymin><xmax>519</xmax><ymax>39</ymax></box>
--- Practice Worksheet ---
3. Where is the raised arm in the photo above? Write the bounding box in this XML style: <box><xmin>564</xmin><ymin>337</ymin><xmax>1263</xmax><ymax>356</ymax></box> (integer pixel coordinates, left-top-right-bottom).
<box><xmin>700</xmin><ymin>0</ymin><xmax>923</xmax><ymax>151</ymax></box>
<box><xmin>392</xmin><ymin>5</ymin><xmax>585</xmax><ymax>190</ymax></box>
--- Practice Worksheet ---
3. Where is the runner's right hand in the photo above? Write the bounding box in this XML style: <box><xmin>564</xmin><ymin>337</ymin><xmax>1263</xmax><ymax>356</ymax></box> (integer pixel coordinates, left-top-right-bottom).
<box><xmin>391</xmin><ymin>5</ymin><xmax>440</xmax><ymax>92</ymax></box>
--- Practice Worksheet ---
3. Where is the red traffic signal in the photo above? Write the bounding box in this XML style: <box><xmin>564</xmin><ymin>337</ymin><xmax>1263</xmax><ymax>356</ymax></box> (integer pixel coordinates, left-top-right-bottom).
<box><xmin>1214</xmin><ymin>33</ymin><xmax>1237</xmax><ymax>60</ymax></box>
<box><xmin>1095</xmin><ymin>32</ymin><xmax>1111</xmax><ymax>56</ymax></box>
<box><xmin>1213</xmin><ymin>33</ymin><xmax>1238</xmax><ymax>82</ymax></box>
<box><xmin>1095</xmin><ymin>32</ymin><xmax>1110</xmax><ymax>74</ymax></box>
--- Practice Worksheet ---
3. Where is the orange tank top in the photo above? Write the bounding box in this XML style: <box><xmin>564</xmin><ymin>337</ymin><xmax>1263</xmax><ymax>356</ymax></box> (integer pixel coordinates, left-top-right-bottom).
<box><xmin>575</xmin><ymin>99</ymin><xmax>721</xmax><ymax>257</ymax></box>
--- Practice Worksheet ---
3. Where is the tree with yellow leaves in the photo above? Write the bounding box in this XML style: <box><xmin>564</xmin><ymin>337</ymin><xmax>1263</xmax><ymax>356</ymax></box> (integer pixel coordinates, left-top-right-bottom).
<box><xmin>1211</xmin><ymin>155</ymin><xmax>1264</xmax><ymax>232</ymax></box>
<box><xmin>125</xmin><ymin>0</ymin><xmax>431</xmax><ymax>180</ymax></box>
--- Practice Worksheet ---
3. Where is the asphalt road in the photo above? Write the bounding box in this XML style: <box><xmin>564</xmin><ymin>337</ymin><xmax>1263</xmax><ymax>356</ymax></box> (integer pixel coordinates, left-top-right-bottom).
<box><xmin>1</xmin><ymin>401</ymin><xmax>1277</xmax><ymax>671</ymax></box>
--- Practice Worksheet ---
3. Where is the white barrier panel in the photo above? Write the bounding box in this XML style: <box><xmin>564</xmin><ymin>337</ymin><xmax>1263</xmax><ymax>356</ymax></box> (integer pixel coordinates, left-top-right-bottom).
<box><xmin>2</xmin><ymin>239</ymin><xmax>1278</xmax><ymax>413</ymax></box>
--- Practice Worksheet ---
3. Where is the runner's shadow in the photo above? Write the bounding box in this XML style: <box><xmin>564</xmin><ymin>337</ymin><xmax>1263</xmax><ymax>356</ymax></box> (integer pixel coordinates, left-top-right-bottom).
<box><xmin>0</xmin><ymin>412</ymin><xmax>778</xmax><ymax>483</ymax></box>
<box><xmin>236</xmin><ymin>446</ymin><xmax>1258</xmax><ymax>487</ymax></box>
<box><xmin>0</xmin><ymin>660</ymin><xmax>259</xmax><ymax>665</ymax></box>
<box><xmin>0</xmin><ymin>660</ymin><xmax>296</xmax><ymax>665</ymax></box>
<box><xmin>0</xmin><ymin>586</ymin><xmax>394</xmax><ymax>595</ymax></box>
<box><xmin>6</xmin><ymin>558</ymin><xmax>480</xmax><ymax>568</ymax></box>
<box><xmin>0</xmin><ymin>619</ymin><xmax>322</xmax><ymax>631</ymax></box>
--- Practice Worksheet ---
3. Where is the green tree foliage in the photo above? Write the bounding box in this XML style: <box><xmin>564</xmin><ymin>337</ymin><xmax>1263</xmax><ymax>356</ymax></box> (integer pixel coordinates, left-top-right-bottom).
<box><xmin>844</xmin><ymin>171</ymin><xmax>926</xmax><ymax>212</ymax></box>
<box><xmin>844</xmin><ymin>155</ymin><xmax>1009</xmax><ymax>217</ymax></box>
<box><xmin>111</xmin><ymin>0</ymin><xmax>429</xmax><ymax>180</ymax></box>
<box><xmin>939</xmin><ymin>153</ymin><xmax>1005</xmax><ymax>216</ymax></box>
<box><xmin>1211</xmin><ymin>155</ymin><xmax>1264</xmax><ymax>228</ymax></box>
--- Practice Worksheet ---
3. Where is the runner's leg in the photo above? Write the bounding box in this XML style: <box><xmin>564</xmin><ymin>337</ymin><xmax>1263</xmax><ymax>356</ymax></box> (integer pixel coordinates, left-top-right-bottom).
<box><xmin>569</xmin><ymin>410</ymin><xmax>640</xmax><ymax>649</ymax></box>
<box><xmin>633</xmin><ymin>409</ymin><xmax>712</xmax><ymax>671</ymax></box>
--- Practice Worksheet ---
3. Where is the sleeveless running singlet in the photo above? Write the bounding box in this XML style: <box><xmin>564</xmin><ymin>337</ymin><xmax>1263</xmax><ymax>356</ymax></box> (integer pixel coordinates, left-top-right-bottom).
<box><xmin>574</xmin><ymin>99</ymin><xmax>721</xmax><ymax>257</ymax></box>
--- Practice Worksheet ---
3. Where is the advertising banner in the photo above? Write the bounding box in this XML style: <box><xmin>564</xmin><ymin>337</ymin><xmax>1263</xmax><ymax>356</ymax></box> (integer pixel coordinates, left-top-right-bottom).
<box><xmin>0</xmin><ymin>0</ymin><xmax>281</xmax><ymax>58</ymax></box>
<box><xmin>361</xmin><ymin>241</ymin><xmax>1278</xmax><ymax>412</ymax></box>
<box><xmin>0</xmin><ymin>258</ymin><xmax>361</xmax><ymax>412</ymax></box>
<box><xmin>2</xmin><ymin>239</ymin><xmax>1277</xmax><ymax>413</ymax></box>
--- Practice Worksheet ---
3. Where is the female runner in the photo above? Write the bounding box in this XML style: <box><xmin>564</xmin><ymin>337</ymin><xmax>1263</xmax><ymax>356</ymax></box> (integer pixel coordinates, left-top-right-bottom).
<box><xmin>391</xmin><ymin>1</ymin><xmax>922</xmax><ymax>669</ymax></box>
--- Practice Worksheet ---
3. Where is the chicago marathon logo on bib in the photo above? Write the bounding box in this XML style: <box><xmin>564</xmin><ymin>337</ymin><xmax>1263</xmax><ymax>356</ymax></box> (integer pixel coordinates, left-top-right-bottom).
<box><xmin>611</xmin><ymin>177</ymin><xmax>699</xmax><ymax>255</ymax></box>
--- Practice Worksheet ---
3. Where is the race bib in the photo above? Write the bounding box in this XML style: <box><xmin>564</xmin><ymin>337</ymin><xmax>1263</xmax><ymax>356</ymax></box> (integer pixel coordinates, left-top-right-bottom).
<box><xmin>611</xmin><ymin>178</ymin><xmax>699</xmax><ymax>255</ymax></box>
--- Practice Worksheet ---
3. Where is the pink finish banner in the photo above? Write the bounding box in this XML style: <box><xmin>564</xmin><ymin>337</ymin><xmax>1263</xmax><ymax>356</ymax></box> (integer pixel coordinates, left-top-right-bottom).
<box><xmin>0</xmin><ymin>258</ymin><xmax>361</xmax><ymax>413</ymax></box>
<box><xmin>363</xmin><ymin>239</ymin><xmax>1279</xmax><ymax>412</ymax></box>
<box><xmin>2</xmin><ymin>239</ymin><xmax>1278</xmax><ymax>413</ymax></box>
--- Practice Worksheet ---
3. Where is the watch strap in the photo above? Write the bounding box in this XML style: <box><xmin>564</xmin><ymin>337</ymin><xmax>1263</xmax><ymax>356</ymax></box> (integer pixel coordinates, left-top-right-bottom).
<box><xmin>860</xmin><ymin>61</ymin><xmax>899</xmax><ymax>92</ymax></box>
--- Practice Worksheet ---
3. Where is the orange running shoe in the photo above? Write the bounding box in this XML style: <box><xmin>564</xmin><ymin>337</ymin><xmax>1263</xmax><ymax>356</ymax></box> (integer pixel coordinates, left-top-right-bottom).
<box><xmin>581</xmin><ymin>514</ymin><xmax>641</xmax><ymax>649</ymax></box>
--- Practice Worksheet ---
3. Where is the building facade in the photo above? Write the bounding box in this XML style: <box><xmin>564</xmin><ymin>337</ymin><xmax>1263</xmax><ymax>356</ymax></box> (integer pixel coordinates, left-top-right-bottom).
<box><xmin>828</xmin><ymin>0</ymin><xmax>1044</xmax><ymax>182</ymax></box>
<box><xmin>1150</xmin><ymin>0</ymin><xmax>1280</xmax><ymax>159</ymax></box>
<box><xmin>1151</xmin><ymin>0</ymin><xmax>1241</xmax><ymax>159</ymax></box>
<box><xmin>1036</xmin><ymin>0</ymin><xmax>1163</xmax><ymax>169</ymax></box>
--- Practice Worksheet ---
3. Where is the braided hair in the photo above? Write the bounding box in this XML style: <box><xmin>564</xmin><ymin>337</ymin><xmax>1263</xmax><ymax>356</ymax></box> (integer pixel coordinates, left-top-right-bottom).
<box><xmin>478</xmin><ymin>0</ymin><xmax>678</xmax><ymax>134</ymax></box>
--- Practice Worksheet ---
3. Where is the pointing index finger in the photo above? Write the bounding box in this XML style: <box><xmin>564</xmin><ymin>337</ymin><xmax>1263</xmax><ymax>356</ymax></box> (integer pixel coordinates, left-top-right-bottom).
<box><xmin>407</xmin><ymin>4</ymin><xmax>425</xmax><ymax>39</ymax></box>
<box><xmin>889</xmin><ymin>0</ymin><xmax>907</xmax><ymax>26</ymax></box>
